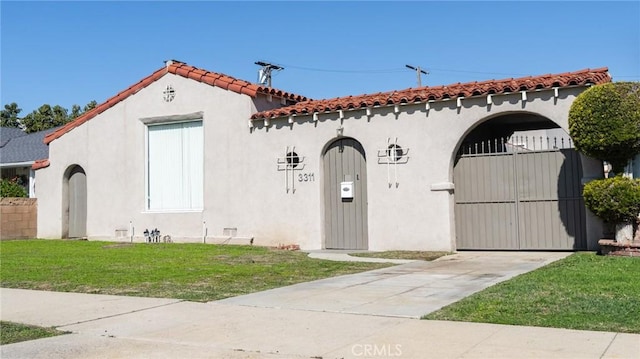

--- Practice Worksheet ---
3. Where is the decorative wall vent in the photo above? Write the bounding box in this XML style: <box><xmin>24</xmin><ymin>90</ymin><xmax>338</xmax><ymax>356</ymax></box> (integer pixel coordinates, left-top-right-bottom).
<box><xmin>378</xmin><ymin>137</ymin><xmax>409</xmax><ymax>188</ymax></box>
<box><xmin>163</xmin><ymin>85</ymin><xmax>175</xmax><ymax>102</ymax></box>
<box><xmin>277</xmin><ymin>146</ymin><xmax>306</xmax><ymax>193</ymax></box>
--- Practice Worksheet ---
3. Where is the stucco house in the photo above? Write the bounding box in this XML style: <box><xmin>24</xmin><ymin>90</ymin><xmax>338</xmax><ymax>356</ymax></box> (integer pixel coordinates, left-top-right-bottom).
<box><xmin>35</xmin><ymin>60</ymin><xmax>611</xmax><ymax>251</ymax></box>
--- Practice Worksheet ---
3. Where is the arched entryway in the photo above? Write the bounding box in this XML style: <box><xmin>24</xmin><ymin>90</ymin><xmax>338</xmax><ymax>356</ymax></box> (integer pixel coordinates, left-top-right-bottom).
<box><xmin>64</xmin><ymin>165</ymin><xmax>87</xmax><ymax>238</ymax></box>
<box><xmin>453</xmin><ymin>113</ymin><xmax>587</xmax><ymax>250</ymax></box>
<box><xmin>323</xmin><ymin>138</ymin><xmax>368</xmax><ymax>249</ymax></box>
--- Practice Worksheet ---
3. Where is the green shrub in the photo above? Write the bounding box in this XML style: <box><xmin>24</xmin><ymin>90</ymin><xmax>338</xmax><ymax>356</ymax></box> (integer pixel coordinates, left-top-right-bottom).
<box><xmin>583</xmin><ymin>177</ymin><xmax>640</xmax><ymax>224</ymax></box>
<box><xmin>569</xmin><ymin>82</ymin><xmax>640</xmax><ymax>173</ymax></box>
<box><xmin>0</xmin><ymin>178</ymin><xmax>27</xmax><ymax>198</ymax></box>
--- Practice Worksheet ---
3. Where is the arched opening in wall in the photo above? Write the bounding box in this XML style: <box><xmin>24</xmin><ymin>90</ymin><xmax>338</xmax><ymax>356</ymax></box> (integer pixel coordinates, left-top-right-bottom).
<box><xmin>62</xmin><ymin>165</ymin><xmax>87</xmax><ymax>239</ymax></box>
<box><xmin>322</xmin><ymin>137</ymin><xmax>368</xmax><ymax>250</ymax></box>
<box><xmin>453</xmin><ymin>112</ymin><xmax>586</xmax><ymax>250</ymax></box>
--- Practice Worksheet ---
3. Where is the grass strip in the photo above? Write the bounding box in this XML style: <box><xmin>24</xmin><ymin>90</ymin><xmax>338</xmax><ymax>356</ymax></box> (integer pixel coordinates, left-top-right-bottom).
<box><xmin>0</xmin><ymin>321</ymin><xmax>67</xmax><ymax>345</ymax></box>
<box><xmin>0</xmin><ymin>240</ymin><xmax>391</xmax><ymax>302</ymax></box>
<box><xmin>423</xmin><ymin>252</ymin><xmax>640</xmax><ymax>333</ymax></box>
<box><xmin>349</xmin><ymin>251</ymin><xmax>450</xmax><ymax>261</ymax></box>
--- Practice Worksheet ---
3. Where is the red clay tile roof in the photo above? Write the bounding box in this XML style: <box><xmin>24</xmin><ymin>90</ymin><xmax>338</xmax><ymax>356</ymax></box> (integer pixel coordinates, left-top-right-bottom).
<box><xmin>32</xmin><ymin>159</ymin><xmax>50</xmax><ymax>170</ymax></box>
<box><xmin>251</xmin><ymin>67</ymin><xmax>611</xmax><ymax>120</ymax></box>
<box><xmin>44</xmin><ymin>61</ymin><xmax>308</xmax><ymax>144</ymax></box>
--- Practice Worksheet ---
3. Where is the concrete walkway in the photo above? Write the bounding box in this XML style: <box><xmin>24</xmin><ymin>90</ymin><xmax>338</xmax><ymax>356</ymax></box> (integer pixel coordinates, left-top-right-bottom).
<box><xmin>2</xmin><ymin>252</ymin><xmax>639</xmax><ymax>358</ymax></box>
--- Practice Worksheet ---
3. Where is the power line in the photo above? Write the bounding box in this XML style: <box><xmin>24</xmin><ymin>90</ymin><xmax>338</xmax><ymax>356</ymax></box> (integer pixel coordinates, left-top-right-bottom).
<box><xmin>261</xmin><ymin>61</ymin><xmax>637</xmax><ymax>82</ymax></box>
<box><xmin>268</xmin><ymin>62</ymin><xmax>534</xmax><ymax>78</ymax></box>
<box><xmin>274</xmin><ymin>62</ymin><xmax>406</xmax><ymax>74</ymax></box>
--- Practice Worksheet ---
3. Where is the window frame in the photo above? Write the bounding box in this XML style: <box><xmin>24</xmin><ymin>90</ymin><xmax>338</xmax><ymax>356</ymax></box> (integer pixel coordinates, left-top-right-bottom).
<box><xmin>140</xmin><ymin>112</ymin><xmax>204</xmax><ymax>213</ymax></box>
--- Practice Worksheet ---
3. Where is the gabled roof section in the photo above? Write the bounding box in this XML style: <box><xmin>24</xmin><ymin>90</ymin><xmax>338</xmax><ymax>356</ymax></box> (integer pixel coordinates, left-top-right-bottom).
<box><xmin>44</xmin><ymin>60</ymin><xmax>308</xmax><ymax>144</ymax></box>
<box><xmin>251</xmin><ymin>67</ymin><xmax>611</xmax><ymax>120</ymax></box>
<box><xmin>1</xmin><ymin>127</ymin><xmax>59</xmax><ymax>165</ymax></box>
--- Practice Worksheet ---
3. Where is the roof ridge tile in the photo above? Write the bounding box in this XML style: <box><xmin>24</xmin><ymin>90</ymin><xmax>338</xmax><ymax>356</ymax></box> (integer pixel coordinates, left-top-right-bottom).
<box><xmin>44</xmin><ymin>61</ymin><xmax>309</xmax><ymax>144</ymax></box>
<box><xmin>251</xmin><ymin>67</ymin><xmax>611</xmax><ymax>120</ymax></box>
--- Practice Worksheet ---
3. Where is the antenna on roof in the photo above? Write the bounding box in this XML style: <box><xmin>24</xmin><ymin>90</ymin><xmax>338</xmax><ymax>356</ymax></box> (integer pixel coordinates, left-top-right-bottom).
<box><xmin>405</xmin><ymin>64</ymin><xmax>429</xmax><ymax>87</ymax></box>
<box><xmin>255</xmin><ymin>61</ymin><xmax>284</xmax><ymax>88</ymax></box>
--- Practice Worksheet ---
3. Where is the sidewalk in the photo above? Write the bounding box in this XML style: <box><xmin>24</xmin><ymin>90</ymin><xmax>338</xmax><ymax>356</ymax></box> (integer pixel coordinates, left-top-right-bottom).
<box><xmin>1</xmin><ymin>288</ymin><xmax>638</xmax><ymax>359</ymax></box>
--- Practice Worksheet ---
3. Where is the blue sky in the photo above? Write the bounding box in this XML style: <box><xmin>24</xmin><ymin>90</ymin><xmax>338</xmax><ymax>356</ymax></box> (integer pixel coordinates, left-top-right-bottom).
<box><xmin>2</xmin><ymin>1</ymin><xmax>639</xmax><ymax>115</ymax></box>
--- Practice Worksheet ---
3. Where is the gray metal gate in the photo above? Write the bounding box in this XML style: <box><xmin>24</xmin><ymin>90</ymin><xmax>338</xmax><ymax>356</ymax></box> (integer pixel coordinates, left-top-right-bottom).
<box><xmin>454</xmin><ymin>137</ymin><xmax>586</xmax><ymax>250</ymax></box>
<box><xmin>323</xmin><ymin>138</ymin><xmax>368</xmax><ymax>249</ymax></box>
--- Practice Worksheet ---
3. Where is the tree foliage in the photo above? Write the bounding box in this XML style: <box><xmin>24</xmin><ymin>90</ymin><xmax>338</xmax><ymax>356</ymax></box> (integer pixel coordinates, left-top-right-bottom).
<box><xmin>568</xmin><ymin>82</ymin><xmax>640</xmax><ymax>174</ymax></box>
<box><xmin>0</xmin><ymin>100</ymin><xmax>97</xmax><ymax>133</ymax></box>
<box><xmin>0</xmin><ymin>103</ymin><xmax>22</xmax><ymax>128</ymax></box>
<box><xmin>583</xmin><ymin>177</ymin><xmax>640</xmax><ymax>224</ymax></box>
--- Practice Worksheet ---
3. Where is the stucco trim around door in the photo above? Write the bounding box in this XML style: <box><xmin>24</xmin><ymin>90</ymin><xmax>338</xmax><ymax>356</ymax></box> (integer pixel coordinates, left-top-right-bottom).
<box><xmin>323</xmin><ymin>137</ymin><xmax>368</xmax><ymax>250</ymax></box>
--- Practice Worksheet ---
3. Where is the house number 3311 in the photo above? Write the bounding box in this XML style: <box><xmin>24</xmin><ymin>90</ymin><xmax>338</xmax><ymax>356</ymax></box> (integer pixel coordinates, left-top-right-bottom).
<box><xmin>298</xmin><ymin>173</ymin><xmax>315</xmax><ymax>182</ymax></box>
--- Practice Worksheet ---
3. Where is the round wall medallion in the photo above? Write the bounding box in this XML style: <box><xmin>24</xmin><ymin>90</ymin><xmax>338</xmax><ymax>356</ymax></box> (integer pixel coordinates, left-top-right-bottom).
<box><xmin>163</xmin><ymin>85</ymin><xmax>175</xmax><ymax>102</ymax></box>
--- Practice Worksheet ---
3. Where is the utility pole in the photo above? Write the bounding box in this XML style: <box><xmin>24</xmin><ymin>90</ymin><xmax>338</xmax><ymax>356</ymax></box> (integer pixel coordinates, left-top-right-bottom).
<box><xmin>405</xmin><ymin>64</ymin><xmax>429</xmax><ymax>87</ymax></box>
<box><xmin>255</xmin><ymin>61</ymin><xmax>284</xmax><ymax>87</ymax></box>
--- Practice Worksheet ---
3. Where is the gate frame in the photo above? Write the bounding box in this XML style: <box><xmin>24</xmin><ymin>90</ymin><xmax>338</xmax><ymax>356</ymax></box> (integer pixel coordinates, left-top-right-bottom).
<box><xmin>448</xmin><ymin>111</ymin><xmax>577</xmax><ymax>251</ymax></box>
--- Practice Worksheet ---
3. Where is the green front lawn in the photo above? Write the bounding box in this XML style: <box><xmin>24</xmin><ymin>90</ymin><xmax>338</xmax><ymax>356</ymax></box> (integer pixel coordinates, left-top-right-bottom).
<box><xmin>0</xmin><ymin>240</ymin><xmax>390</xmax><ymax>302</ymax></box>
<box><xmin>0</xmin><ymin>321</ymin><xmax>67</xmax><ymax>345</ymax></box>
<box><xmin>424</xmin><ymin>252</ymin><xmax>640</xmax><ymax>333</ymax></box>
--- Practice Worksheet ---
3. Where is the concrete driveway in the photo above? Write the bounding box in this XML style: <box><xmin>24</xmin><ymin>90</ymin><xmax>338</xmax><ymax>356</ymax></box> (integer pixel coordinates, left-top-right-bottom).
<box><xmin>218</xmin><ymin>251</ymin><xmax>572</xmax><ymax>318</ymax></box>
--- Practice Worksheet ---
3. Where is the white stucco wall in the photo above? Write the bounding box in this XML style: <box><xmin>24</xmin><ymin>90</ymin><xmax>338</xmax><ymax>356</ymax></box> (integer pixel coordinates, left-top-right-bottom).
<box><xmin>244</xmin><ymin>87</ymin><xmax>602</xmax><ymax>251</ymax></box>
<box><xmin>37</xmin><ymin>75</ymin><xmax>602</xmax><ymax>251</ymax></box>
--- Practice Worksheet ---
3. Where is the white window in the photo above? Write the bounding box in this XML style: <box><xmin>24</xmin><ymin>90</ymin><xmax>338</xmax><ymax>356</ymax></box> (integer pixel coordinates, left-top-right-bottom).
<box><xmin>147</xmin><ymin>120</ymin><xmax>203</xmax><ymax>211</ymax></box>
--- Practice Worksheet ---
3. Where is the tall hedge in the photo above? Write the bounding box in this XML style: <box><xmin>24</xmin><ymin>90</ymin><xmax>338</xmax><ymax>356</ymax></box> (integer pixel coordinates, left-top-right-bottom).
<box><xmin>568</xmin><ymin>82</ymin><xmax>640</xmax><ymax>174</ymax></box>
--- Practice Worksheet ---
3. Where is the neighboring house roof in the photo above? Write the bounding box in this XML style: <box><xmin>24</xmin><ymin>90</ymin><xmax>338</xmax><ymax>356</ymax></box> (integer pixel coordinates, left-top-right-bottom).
<box><xmin>44</xmin><ymin>60</ymin><xmax>309</xmax><ymax>145</ymax></box>
<box><xmin>0</xmin><ymin>127</ymin><xmax>58</xmax><ymax>166</ymax></box>
<box><xmin>251</xmin><ymin>67</ymin><xmax>611</xmax><ymax>120</ymax></box>
<box><xmin>0</xmin><ymin>127</ymin><xmax>27</xmax><ymax>148</ymax></box>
